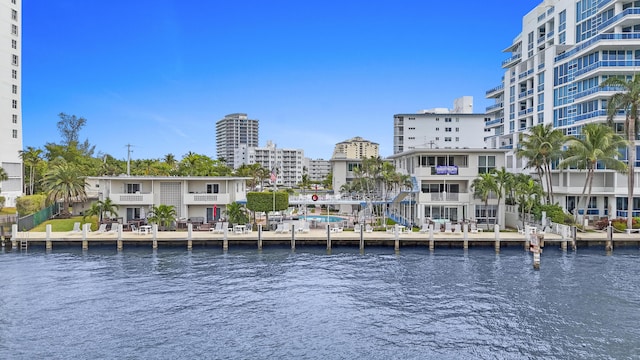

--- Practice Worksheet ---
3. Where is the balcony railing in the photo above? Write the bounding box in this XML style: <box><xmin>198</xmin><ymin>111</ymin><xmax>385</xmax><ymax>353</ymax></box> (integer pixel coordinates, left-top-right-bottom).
<box><xmin>184</xmin><ymin>193</ymin><xmax>230</xmax><ymax>205</ymax></box>
<box><xmin>110</xmin><ymin>193</ymin><xmax>154</xmax><ymax>205</ymax></box>
<box><xmin>502</xmin><ymin>53</ymin><xmax>522</xmax><ymax>68</ymax></box>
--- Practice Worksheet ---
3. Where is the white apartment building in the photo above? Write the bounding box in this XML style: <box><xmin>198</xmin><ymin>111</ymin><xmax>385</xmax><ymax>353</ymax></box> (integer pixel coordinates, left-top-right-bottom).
<box><xmin>0</xmin><ymin>0</ymin><xmax>22</xmax><ymax>207</ymax></box>
<box><xmin>304</xmin><ymin>157</ymin><xmax>331</xmax><ymax>183</ymax></box>
<box><xmin>388</xmin><ymin>148</ymin><xmax>509</xmax><ymax>229</ymax></box>
<box><xmin>485</xmin><ymin>0</ymin><xmax>640</xmax><ymax>219</ymax></box>
<box><xmin>216</xmin><ymin>113</ymin><xmax>259</xmax><ymax>169</ymax></box>
<box><xmin>393</xmin><ymin>97</ymin><xmax>490</xmax><ymax>154</ymax></box>
<box><xmin>332</xmin><ymin>136</ymin><xmax>379</xmax><ymax>159</ymax></box>
<box><xmin>84</xmin><ymin>176</ymin><xmax>249</xmax><ymax>224</ymax></box>
<box><xmin>235</xmin><ymin>140</ymin><xmax>305</xmax><ymax>188</ymax></box>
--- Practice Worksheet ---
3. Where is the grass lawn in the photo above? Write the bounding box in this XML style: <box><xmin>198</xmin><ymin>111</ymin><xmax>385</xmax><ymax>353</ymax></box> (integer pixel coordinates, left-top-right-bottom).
<box><xmin>31</xmin><ymin>216</ymin><xmax>97</xmax><ymax>232</ymax></box>
<box><xmin>0</xmin><ymin>207</ymin><xmax>16</xmax><ymax>215</ymax></box>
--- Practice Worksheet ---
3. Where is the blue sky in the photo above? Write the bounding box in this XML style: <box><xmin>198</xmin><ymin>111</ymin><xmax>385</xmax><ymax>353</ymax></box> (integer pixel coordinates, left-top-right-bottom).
<box><xmin>23</xmin><ymin>0</ymin><xmax>541</xmax><ymax>161</ymax></box>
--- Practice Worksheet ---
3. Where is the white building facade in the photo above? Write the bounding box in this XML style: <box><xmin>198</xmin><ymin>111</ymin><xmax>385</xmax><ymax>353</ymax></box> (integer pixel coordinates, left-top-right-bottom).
<box><xmin>388</xmin><ymin>148</ymin><xmax>508</xmax><ymax>229</ymax></box>
<box><xmin>485</xmin><ymin>0</ymin><xmax>640</xmax><ymax>220</ymax></box>
<box><xmin>305</xmin><ymin>158</ymin><xmax>331</xmax><ymax>183</ymax></box>
<box><xmin>393</xmin><ymin>105</ymin><xmax>491</xmax><ymax>154</ymax></box>
<box><xmin>0</xmin><ymin>0</ymin><xmax>22</xmax><ymax>207</ymax></box>
<box><xmin>235</xmin><ymin>140</ymin><xmax>305</xmax><ymax>188</ymax></box>
<box><xmin>84</xmin><ymin>176</ymin><xmax>249</xmax><ymax>224</ymax></box>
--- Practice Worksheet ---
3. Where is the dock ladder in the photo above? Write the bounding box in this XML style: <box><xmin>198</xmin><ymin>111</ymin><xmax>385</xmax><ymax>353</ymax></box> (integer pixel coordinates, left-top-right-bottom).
<box><xmin>20</xmin><ymin>232</ymin><xmax>29</xmax><ymax>251</ymax></box>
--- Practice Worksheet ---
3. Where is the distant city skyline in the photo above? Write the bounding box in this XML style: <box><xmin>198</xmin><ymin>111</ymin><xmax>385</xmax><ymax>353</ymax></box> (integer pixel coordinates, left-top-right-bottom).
<box><xmin>23</xmin><ymin>0</ymin><xmax>540</xmax><ymax>161</ymax></box>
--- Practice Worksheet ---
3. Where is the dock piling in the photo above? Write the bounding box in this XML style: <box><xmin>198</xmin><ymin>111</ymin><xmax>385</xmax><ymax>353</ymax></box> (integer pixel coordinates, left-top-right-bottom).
<box><xmin>258</xmin><ymin>225</ymin><xmax>263</xmax><ymax>250</ymax></box>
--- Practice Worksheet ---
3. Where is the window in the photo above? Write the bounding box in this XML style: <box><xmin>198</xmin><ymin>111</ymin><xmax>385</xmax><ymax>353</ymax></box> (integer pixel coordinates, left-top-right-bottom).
<box><xmin>11</xmin><ymin>9</ymin><xmax>17</xmax><ymax>20</ymax></box>
<box><xmin>11</xmin><ymin>39</ymin><xmax>16</xmax><ymax>49</ymax></box>
<box><xmin>478</xmin><ymin>155</ymin><xmax>496</xmax><ymax>174</ymax></box>
<box><xmin>445</xmin><ymin>127</ymin><xmax>452</xmax><ymax>132</ymax></box>
<box><xmin>126</xmin><ymin>183</ymin><xmax>141</xmax><ymax>194</ymax></box>
<box><xmin>12</xmin><ymin>85</ymin><xmax>17</xmax><ymax>94</ymax></box>
<box><xmin>455</xmin><ymin>127</ymin><xmax>459</xmax><ymax>132</ymax></box>
<box><xmin>206</xmin><ymin>184</ymin><xmax>219</xmax><ymax>194</ymax></box>
<box><xmin>444</xmin><ymin>137</ymin><xmax>452</xmax><ymax>142</ymax></box>
<box><xmin>435</xmin><ymin>127</ymin><xmax>439</xmax><ymax>131</ymax></box>
<box><xmin>12</xmin><ymin>54</ymin><xmax>18</xmax><ymax>66</ymax></box>
<box><xmin>455</xmin><ymin>137</ymin><xmax>459</xmax><ymax>141</ymax></box>
<box><xmin>11</xmin><ymin>24</ymin><xmax>17</xmax><ymax>35</ymax></box>
<box><xmin>11</xmin><ymin>99</ymin><xmax>17</xmax><ymax>109</ymax></box>
<box><xmin>435</xmin><ymin>137</ymin><xmax>440</xmax><ymax>141</ymax></box>
<box><xmin>11</xmin><ymin>69</ymin><xmax>17</xmax><ymax>79</ymax></box>
<box><xmin>445</xmin><ymin>117</ymin><xmax>452</xmax><ymax>122</ymax></box>
<box><xmin>12</xmin><ymin>129</ymin><xmax>17</xmax><ymax>138</ymax></box>
<box><xmin>12</xmin><ymin>114</ymin><xmax>17</xmax><ymax>123</ymax></box>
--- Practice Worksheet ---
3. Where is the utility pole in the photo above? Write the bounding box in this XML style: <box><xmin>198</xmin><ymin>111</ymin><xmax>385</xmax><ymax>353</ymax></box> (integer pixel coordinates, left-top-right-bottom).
<box><xmin>126</xmin><ymin>144</ymin><xmax>134</xmax><ymax>176</ymax></box>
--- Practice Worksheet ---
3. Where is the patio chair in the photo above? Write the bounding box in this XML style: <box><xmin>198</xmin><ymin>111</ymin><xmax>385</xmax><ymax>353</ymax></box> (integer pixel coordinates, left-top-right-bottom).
<box><xmin>365</xmin><ymin>224</ymin><xmax>373</xmax><ymax>233</ymax></box>
<box><xmin>244</xmin><ymin>223</ymin><xmax>253</xmax><ymax>234</ymax></box>
<box><xmin>453</xmin><ymin>224</ymin><xmax>462</xmax><ymax>233</ymax></box>
<box><xmin>130</xmin><ymin>224</ymin><xmax>140</xmax><ymax>235</ymax></box>
<box><xmin>354</xmin><ymin>224</ymin><xmax>361</xmax><ymax>233</ymax></box>
<box><xmin>444</xmin><ymin>222</ymin><xmax>453</xmax><ymax>233</ymax></box>
<box><xmin>70</xmin><ymin>222</ymin><xmax>81</xmax><ymax>233</ymax></box>
<box><xmin>419</xmin><ymin>223</ymin><xmax>430</xmax><ymax>233</ymax></box>
<box><xmin>95</xmin><ymin>223</ymin><xmax>107</xmax><ymax>233</ymax></box>
<box><xmin>107</xmin><ymin>223</ymin><xmax>119</xmax><ymax>234</ymax></box>
<box><xmin>274</xmin><ymin>223</ymin><xmax>285</xmax><ymax>233</ymax></box>
<box><xmin>211</xmin><ymin>222</ymin><xmax>224</xmax><ymax>233</ymax></box>
<box><xmin>470</xmin><ymin>222</ymin><xmax>479</xmax><ymax>233</ymax></box>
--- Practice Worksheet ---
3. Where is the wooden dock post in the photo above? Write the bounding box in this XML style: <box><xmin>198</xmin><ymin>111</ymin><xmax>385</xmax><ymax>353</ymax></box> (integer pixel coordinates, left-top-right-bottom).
<box><xmin>561</xmin><ymin>240</ymin><xmax>567</xmax><ymax>251</ymax></box>
<box><xmin>187</xmin><ymin>224</ymin><xmax>193</xmax><ymax>240</ymax></box>
<box><xmin>187</xmin><ymin>239</ymin><xmax>192</xmax><ymax>250</ymax></box>
<box><xmin>394</xmin><ymin>227</ymin><xmax>400</xmax><ymax>252</ymax></box>
<box><xmin>11</xmin><ymin>224</ymin><xmax>17</xmax><ymax>249</ymax></box>
<box><xmin>291</xmin><ymin>225</ymin><xmax>296</xmax><ymax>251</ymax></box>
<box><xmin>326</xmin><ymin>225</ymin><xmax>331</xmax><ymax>250</ymax></box>
<box><xmin>359</xmin><ymin>225</ymin><xmax>364</xmax><ymax>251</ymax></box>
<box><xmin>605</xmin><ymin>224</ymin><xmax>613</xmax><ymax>252</ymax></box>
<box><xmin>82</xmin><ymin>223</ymin><xmax>89</xmax><ymax>240</ymax></box>
<box><xmin>463</xmin><ymin>223</ymin><xmax>469</xmax><ymax>250</ymax></box>
<box><xmin>223</xmin><ymin>226</ymin><xmax>228</xmax><ymax>251</ymax></box>
<box><xmin>117</xmin><ymin>239</ymin><xmax>123</xmax><ymax>251</ymax></box>
<box><xmin>258</xmin><ymin>225</ymin><xmax>263</xmax><ymax>250</ymax></box>
<box><xmin>46</xmin><ymin>224</ymin><xmax>51</xmax><ymax>241</ymax></box>
<box><xmin>45</xmin><ymin>240</ymin><xmax>52</xmax><ymax>250</ymax></box>
<box><xmin>82</xmin><ymin>240</ymin><xmax>88</xmax><ymax>250</ymax></box>
<box><xmin>152</xmin><ymin>239</ymin><xmax>158</xmax><ymax>249</ymax></box>
<box><xmin>429</xmin><ymin>225</ymin><xmax>434</xmax><ymax>251</ymax></box>
<box><xmin>494</xmin><ymin>224</ymin><xmax>500</xmax><ymax>253</ymax></box>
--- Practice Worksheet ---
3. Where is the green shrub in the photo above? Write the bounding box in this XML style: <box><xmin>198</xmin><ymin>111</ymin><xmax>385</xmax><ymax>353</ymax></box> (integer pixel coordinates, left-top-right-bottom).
<box><xmin>15</xmin><ymin>195</ymin><xmax>47</xmax><ymax>215</ymax></box>
<box><xmin>533</xmin><ymin>203</ymin><xmax>569</xmax><ymax>224</ymax></box>
<box><xmin>0</xmin><ymin>196</ymin><xmax>5</xmax><ymax>212</ymax></box>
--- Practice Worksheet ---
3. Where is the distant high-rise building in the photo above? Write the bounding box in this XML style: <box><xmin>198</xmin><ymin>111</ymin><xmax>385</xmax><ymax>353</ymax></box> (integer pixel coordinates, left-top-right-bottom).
<box><xmin>235</xmin><ymin>140</ymin><xmax>305</xmax><ymax>188</ymax></box>
<box><xmin>0</xmin><ymin>0</ymin><xmax>22</xmax><ymax>207</ymax></box>
<box><xmin>332</xmin><ymin>136</ymin><xmax>379</xmax><ymax>160</ymax></box>
<box><xmin>393</xmin><ymin>97</ymin><xmax>489</xmax><ymax>154</ymax></box>
<box><xmin>305</xmin><ymin>158</ymin><xmax>331</xmax><ymax>183</ymax></box>
<box><xmin>216</xmin><ymin>113</ymin><xmax>259</xmax><ymax>169</ymax></box>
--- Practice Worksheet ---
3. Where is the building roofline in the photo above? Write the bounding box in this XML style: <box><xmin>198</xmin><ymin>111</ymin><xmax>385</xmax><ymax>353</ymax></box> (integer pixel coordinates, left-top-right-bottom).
<box><xmin>387</xmin><ymin>148</ymin><xmax>508</xmax><ymax>159</ymax></box>
<box><xmin>87</xmin><ymin>176</ymin><xmax>252</xmax><ymax>181</ymax></box>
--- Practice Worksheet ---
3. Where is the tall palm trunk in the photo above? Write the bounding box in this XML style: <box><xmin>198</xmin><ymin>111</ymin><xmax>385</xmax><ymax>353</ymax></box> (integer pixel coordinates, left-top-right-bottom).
<box><xmin>628</xmin><ymin>122</ymin><xmax>636</xmax><ymax>229</ymax></box>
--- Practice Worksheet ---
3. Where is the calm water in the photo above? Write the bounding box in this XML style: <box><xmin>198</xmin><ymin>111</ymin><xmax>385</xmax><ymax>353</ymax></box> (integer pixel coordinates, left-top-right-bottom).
<box><xmin>1</xmin><ymin>245</ymin><xmax>639</xmax><ymax>360</ymax></box>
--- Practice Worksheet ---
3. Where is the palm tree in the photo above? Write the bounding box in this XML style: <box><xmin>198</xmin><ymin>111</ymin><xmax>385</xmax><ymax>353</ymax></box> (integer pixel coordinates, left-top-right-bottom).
<box><xmin>559</xmin><ymin>123</ymin><xmax>627</xmax><ymax>223</ymax></box>
<box><xmin>225</xmin><ymin>202</ymin><xmax>249</xmax><ymax>225</ymax></box>
<box><xmin>83</xmin><ymin>202</ymin><xmax>102</xmax><ymax>222</ymax></box>
<box><xmin>147</xmin><ymin>204</ymin><xmax>177</xmax><ymax>230</ymax></box>
<box><xmin>0</xmin><ymin>167</ymin><xmax>7</xmax><ymax>182</ymax></box>
<box><xmin>99</xmin><ymin>197</ymin><xmax>119</xmax><ymax>221</ymax></box>
<box><xmin>514</xmin><ymin>176</ymin><xmax>544</xmax><ymax>228</ymax></box>
<box><xmin>472</xmin><ymin>172</ymin><xmax>498</xmax><ymax>226</ymax></box>
<box><xmin>516</xmin><ymin>123</ymin><xmax>566</xmax><ymax>204</ymax></box>
<box><xmin>602</xmin><ymin>74</ymin><xmax>640</xmax><ymax>229</ymax></box>
<box><xmin>19</xmin><ymin>146</ymin><xmax>43</xmax><ymax>195</ymax></box>
<box><xmin>492</xmin><ymin>167</ymin><xmax>513</xmax><ymax>226</ymax></box>
<box><xmin>41</xmin><ymin>162</ymin><xmax>87</xmax><ymax>217</ymax></box>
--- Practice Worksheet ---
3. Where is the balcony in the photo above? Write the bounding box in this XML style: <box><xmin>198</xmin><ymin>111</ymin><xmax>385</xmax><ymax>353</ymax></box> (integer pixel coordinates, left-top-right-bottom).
<box><xmin>502</xmin><ymin>54</ymin><xmax>522</xmax><ymax>68</ymax></box>
<box><xmin>110</xmin><ymin>193</ymin><xmax>154</xmax><ymax>205</ymax></box>
<box><xmin>486</xmin><ymin>102</ymin><xmax>504</xmax><ymax>112</ymax></box>
<box><xmin>184</xmin><ymin>193</ymin><xmax>230</xmax><ymax>205</ymax></box>
<box><xmin>418</xmin><ymin>192</ymin><xmax>471</xmax><ymax>203</ymax></box>
<box><xmin>485</xmin><ymin>84</ymin><xmax>504</xmax><ymax>97</ymax></box>
<box><xmin>485</xmin><ymin>118</ymin><xmax>504</xmax><ymax>126</ymax></box>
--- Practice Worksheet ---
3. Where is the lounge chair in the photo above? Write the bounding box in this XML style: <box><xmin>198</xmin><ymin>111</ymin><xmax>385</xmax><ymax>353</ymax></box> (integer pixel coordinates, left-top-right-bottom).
<box><xmin>419</xmin><ymin>223</ymin><xmax>430</xmax><ymax>234</ymax></box>
<box><xmin>70</xmin><ymin>222</ymin><xmax>81</xmax><ymax>234</ymax></box>
<box><xmin>107</xmin><ymin>223</ymin><xmax>119</xmax><ymax>234</ymax></box>
<box><xmin>130</xmin><ymin>224</ymin><xmax>140</xmax><ymax>235</ymax></box>
<box><xmin>453</xmin><ymin>224</ymin><xmax>462</xmax><ymax>233</ymax></box>
<box><xmin>470</xmin><ymin>223</ymin><xmax>479</xmax><ymax>233</ymax></box>
<box><xmin>297</xmin><ymin>221</ymin><xmax>310</xmax><ymax>233</ymax></box>
<box><xmin>365</xmin><ymin>224</ymin><xmax>373</xmax><ymax>233</ymax></box>
<box><xmin>444</xmin><ymin>222</ymin><xmax>453</xmax><ymax>233</ymax></box>
<box><xmin>95</xmin><ymin>223</ymin><xmax>107</xmax><ymax>233</ymax></box>
<box><xmin>211</xmin><ymin>222</ymin><xmax>224</xmax><ymax>233</ymax></box>
<box><xmin>354</xmin><ymin>224</ymin><xmax>361</xmax><ymax>233</ymax></box>
<box><xmin>274</xmin><ymin>223</ymin><xmax>285</xmax><ymax>233</ymax></box>
<box><xmin>244</xmin><ymin>224</ymin><xmax>253</xmax><ymax>234</ymax></box>
<box><xmin>198</xmin><ymin>223</ymin><xmax>211</xmax><ymax>231</ymax></box>
<box><xmin>330</xmin><ymin>223</ymin><xmax>343</xmax><ymax>233</ymax></box>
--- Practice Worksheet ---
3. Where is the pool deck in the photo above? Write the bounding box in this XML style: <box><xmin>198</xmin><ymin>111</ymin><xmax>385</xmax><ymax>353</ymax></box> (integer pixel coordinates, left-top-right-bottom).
<box><xmin>3</xmin><ymin>227</ymin><xmax>639</xmax><ymax>252</ymax></box>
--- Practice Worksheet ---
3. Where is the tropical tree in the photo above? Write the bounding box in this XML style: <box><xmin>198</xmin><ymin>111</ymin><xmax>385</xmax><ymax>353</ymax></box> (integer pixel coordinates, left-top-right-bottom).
<box><xmin>514</xmin><ymin>176</ymin><xmax>544</xmax><ymax>228</ymax></box>
<box><xmin>19</xmin><ymin>146</ymin><xmax>43</xmax><ymax>195</ymax></box>
<box><xmin>147</xmin><ymin>204</ymin><xmax>177</xmax><ymax>230</ymax></box>
<box><xmin>602</xmin><ymin>74</ymin><xmax>640</xmax><ymax>229</ymax></box>
<box><xmin>559</xmin><ymin>123</ymin><xmax>627</xmax><ymax>223</ymax></box>
<box><xmin>41</xmin><ymin>162</ymin><xmax>87</xmax><ymax>217</ymax></box>
<box><xmin>99</xmin><ymin>197</ymin><xmax>119</xmax><ymax>221</ymax></box>
<box><xmin>225</xmin><ymin>201</ymin><xmax>249</xmax><ymax>225</ymax></box>
<box><xmin>82</xmin><ymin>202</ymin><xmax>102</xmax><ymax>222</ymax></box>
<box><xmin>516</xmin><ymin>123</ymin><xmax>566</xmax><ymax>204</ymax></box>
<box><xmin>492</xmin><ymin>167</ymin><xmax>513</xmax><ymax>226</ymax></box>
<box><xmin>472</xmin><ymin>172</ymin><xmax>498</xmax><ymax>226</ymax></box>
<box><xmin>0</xmin><ymin>167</ymin><xmax>7</xmax><ymax>182</ymax></box>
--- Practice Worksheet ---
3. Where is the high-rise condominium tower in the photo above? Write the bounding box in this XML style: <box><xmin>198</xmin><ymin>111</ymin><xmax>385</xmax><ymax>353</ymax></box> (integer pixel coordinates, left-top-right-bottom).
<box><xmin>0</xmin><ymin>0</ymin><xmax>22</xmax><ymax>207</ymax></box>
<box><xmin>215</xmin><ymin>113</ymin><xmax>259</xmax><ymax>169</ymax></box>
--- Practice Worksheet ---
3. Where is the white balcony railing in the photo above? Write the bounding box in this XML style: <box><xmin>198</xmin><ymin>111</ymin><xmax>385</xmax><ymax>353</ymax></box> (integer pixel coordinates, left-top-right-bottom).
<box><xmin>110</xmin><ymin>193</ymin><xmax>154</xmax><ymax>205</ymax></box>
<box><xmin>184</xmin><ymin>193</ymin><xmax>230</xmax><ymax>205</ymax></box>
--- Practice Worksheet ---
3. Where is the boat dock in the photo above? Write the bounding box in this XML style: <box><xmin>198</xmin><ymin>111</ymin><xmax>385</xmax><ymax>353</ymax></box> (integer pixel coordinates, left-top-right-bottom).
<box><xmin>3</xmin><ymin>224</ymin><xmax>638</xmax><ymax>253</ymax></box>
